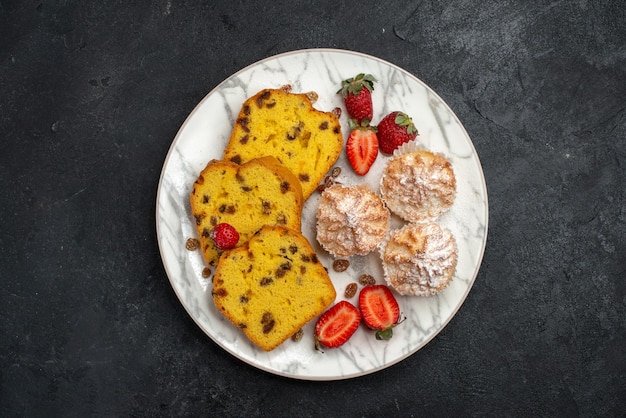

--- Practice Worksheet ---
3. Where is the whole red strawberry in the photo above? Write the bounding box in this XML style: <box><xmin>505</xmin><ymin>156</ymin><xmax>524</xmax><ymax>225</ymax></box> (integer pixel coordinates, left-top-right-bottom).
<box><xmin>337</xmin><ymin>73</ymin><xmax>377</xmax><ymax>125</ymax></box>
<box><xmin>358</xmin><ymin>285</ymin><xmax>405</xmax><ymax>340</ymax></box>
<box><xmin>345</xmin><ymin>121</ymin><xmax>379</xmax><ymax>176</ymax></box>
<box><xmin>377</xmin><ymin>111</ymin><xmax>418</xmax><ymax>154</ymax></box>
<box><xmin>314</xmin><ymin>300</ymin><xmax>361</xmax><ymax>349</ymax></box>
<box><xmin>210</xmin><ymin>223</ymin><xmax>239</xmax><ymax>250</ymax></box>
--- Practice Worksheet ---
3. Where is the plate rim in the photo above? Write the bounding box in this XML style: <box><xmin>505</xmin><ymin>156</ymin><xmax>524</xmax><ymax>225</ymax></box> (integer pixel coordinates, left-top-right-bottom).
<box><xmin>155</xmin><ymin>47</ymin><xmax>489</xmax><ymax>380</ymax></box>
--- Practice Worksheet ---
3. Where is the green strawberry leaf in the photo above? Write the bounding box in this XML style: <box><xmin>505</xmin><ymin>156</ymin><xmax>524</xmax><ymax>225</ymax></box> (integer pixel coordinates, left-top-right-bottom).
<box><xmin>348</xmin><ymin>118</ymin><xmax>377</xmax><ymax>131</ymax></box>
<box><xmin>395</xmin><ymin>112</ymin><xmax>418</xmax><ymax>134</ymax></box>
<box><xmin>337</xmin><ymin>73</ymin><xmax>377</xmax><ymax>96</ymax></box>
<box><xmin>375</xmin><ymin>328</ymin><xmax>394</xmax><ymax>341</ymax></box>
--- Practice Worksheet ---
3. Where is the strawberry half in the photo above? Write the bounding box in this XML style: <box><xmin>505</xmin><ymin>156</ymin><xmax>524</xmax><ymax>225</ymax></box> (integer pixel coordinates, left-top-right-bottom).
<box><xmin>358</xmin><ymin>285</ymin><xmax>404</xmax><ymax>340</ymax></box>
<box><xmin>337</xmin><ymin>73</ymin><xmax>377</xmax><ymax>125</ymax></box>
<box><xmin>314</xmin><ymin>301</ymin><xmax>361</xmax><ymax>349</ymax></box>
<box><xmin>345</xmin><ymin>122</ymin><xmax>379</xmax><ymax>176</ymax></box>
<box><xmin>376</xmin><ymin>111</ymin><xmax>418</xmax><ymax>154</ymax></box>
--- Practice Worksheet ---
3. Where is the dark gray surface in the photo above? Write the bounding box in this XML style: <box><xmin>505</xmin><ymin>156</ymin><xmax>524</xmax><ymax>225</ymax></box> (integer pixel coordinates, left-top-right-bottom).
<box><xmin>1</xmin><ymin>1</ymin><xmax>624</xmax><ymax>416</ymax></box>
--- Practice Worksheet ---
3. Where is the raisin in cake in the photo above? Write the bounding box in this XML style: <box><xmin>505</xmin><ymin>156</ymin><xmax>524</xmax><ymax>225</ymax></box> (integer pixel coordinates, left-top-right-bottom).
<box><xmin>190</xmin><ymin>156</ymin><xmax>303</xmax><ymax>266</ymax></box>
<box><xmin>213</xmin><ymin>225</ymin><xmax>337</xmax><ymax>351</ymax></box>
<box><xmin>223</xmin><ymin>88</ymin><xmax>343</xmax><ymax>200</ymax></box>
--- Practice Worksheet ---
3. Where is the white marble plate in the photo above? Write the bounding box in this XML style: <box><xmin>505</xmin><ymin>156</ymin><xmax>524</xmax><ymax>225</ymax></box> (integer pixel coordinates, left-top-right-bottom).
<box><xmin>156</xmin><ymin>49</ymin><xmax>488</xmax><ymax>380</ymax></box>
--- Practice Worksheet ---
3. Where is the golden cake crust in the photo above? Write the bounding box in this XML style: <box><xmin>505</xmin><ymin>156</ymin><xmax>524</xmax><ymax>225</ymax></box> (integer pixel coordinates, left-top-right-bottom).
<box><xmin>380</xmin><ymin>150</ymin><xmax>456</xmax><ymax>222</ymax></box>
<box><xmin>381</xmin><ymin>222</ymin><xmax>457</xmax><ymax>296</ymax></box>
<box><xmin>189</xmin><ymin>156</ymin><xmax>303</xmax><ymax>266</ymax></box>
<box><xmin>212</xmin><ymin>225</ymin><xmax>337</xmax><ymax>351</ymax></box>
<box><xmin>223</xmin><ymin>88</ymin><xmax>343</xmax><ymax>200</ymax></box>
<box><xmin>316</xmin><ymin>184</ymin><xmax>390</xmax><ymax>257</ymax></box>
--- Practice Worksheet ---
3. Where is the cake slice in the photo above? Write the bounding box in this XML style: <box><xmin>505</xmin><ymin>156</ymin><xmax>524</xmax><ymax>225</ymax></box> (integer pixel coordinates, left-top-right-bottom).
<box><xmin>212</xmin><ymin>225</ymin><xmax>337</xmax><ymax>351</ymax></box>
<box><xmin>223</xmin><ymin>88</ymin><xmax>343</xmax><ymax>199</ymax></box>
<box><xmin>190</xmin><ymin>156</ymin><xmax>303</xmax><ymax>266</ymax></box>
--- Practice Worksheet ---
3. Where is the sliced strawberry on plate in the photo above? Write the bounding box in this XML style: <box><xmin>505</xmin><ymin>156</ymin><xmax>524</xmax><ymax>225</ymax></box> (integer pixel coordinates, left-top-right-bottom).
<box><xmin>314</xmin><ymin>300</ymin><xmax>361</xmax><ymax>349</ymax></box>
<box><xmin>337</xmin><ymin>73</ymin><xmax>377</xmax><ymax>125</ymax></box>
<box><xmin>377</xmin><ymin>111</ymin><xmax>418</xmax><ymax>154</ymax></box>
<box><xmin>358</xmin><ymin>285</ymin><xmax>405</xmax><ymax>340</ymax></box>
<box><xmin>345</xmin><ymin>122</ymin><xmax>379</xmax><ymax>176</ymax></box>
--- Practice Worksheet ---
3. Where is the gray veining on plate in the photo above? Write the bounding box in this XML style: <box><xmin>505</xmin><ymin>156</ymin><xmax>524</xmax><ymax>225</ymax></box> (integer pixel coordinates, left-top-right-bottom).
<box><xmin>156</xmin><ymin>49</ymin><xmax>488</xmax><ymax>380</ymax></box>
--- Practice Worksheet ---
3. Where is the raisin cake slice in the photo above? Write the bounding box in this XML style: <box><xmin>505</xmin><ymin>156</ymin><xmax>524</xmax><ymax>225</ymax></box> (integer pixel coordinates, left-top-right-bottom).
<box><xmin>223</xmin><ymin>88</ymin><xmax>343</xmax><ymax>200</ymax></box>
<box><xmin>212</xmin><ymin>225</ymin><xmax>337</xmax><ymax>351</ymax></box>
<box><xmin>190</xmin><ymin>156</ymin><xmax>303</xmax><ymax>266</ymax></box>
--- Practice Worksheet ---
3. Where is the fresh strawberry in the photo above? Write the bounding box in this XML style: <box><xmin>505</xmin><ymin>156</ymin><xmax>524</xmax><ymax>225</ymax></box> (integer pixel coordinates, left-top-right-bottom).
<box><xmin>358</xmin><ymin>285</ymin><xmax>404</xmax><ymax>340</ymax></box>
<box><xmin>337</xmin><ymin>73</ymin><xmax>377</xmax><ymax>125</ymax></box>
<box><xmin>314</xmin><ymin>301</ymin><xmax>361</xmax><ymax>349</ymax></box>
<box><xmin>376</xmin><ymin>111</ymin><xmax>418</xmax><ymax>154</ymax></box>
<box><xmin>210</xmin><ymin>223</ymin><xmax>239</xmax><ymax>250</ymax></box>
<box><xmin>345</xmin><ymin>122</ymin><xmax>379</xmax><ymax>176</ymax></box>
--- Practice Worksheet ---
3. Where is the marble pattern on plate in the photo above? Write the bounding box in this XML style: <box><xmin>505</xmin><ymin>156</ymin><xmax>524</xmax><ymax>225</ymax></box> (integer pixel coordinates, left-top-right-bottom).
<box><xmin>156</xmin><ymin>49</ymin><xmax>488</xmax><ymax>380</ymax></box>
